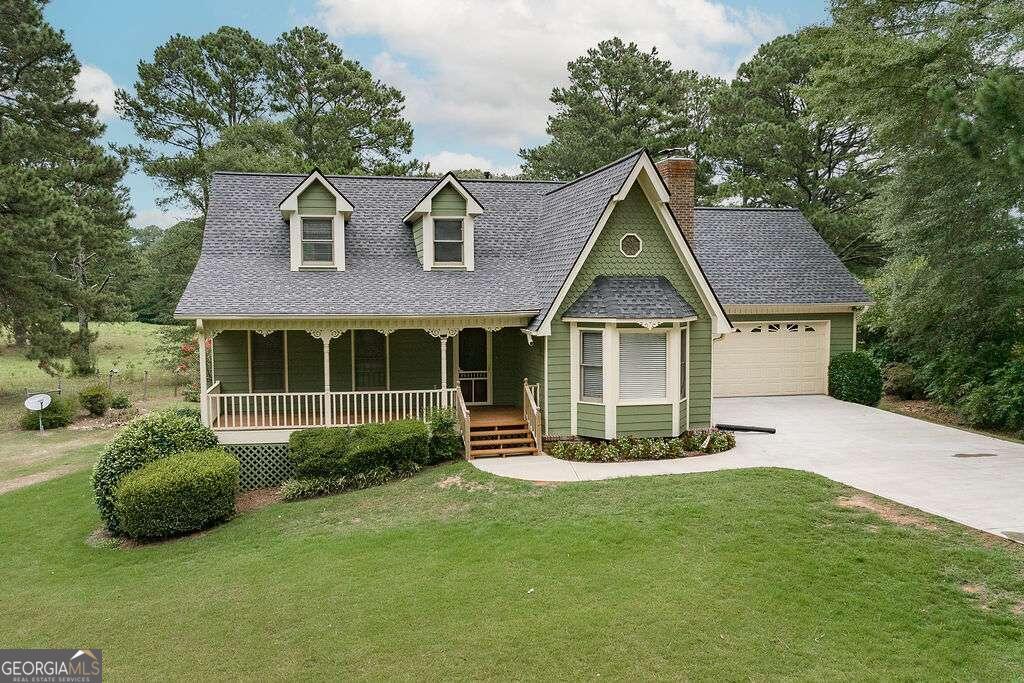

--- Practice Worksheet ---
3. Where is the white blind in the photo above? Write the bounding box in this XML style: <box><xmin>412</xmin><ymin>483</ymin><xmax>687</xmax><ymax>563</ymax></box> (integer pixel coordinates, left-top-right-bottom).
<box><xmin>619</xmin><ymin>333</ymin><xmax>666</xmax><ymax>401</ymax></box>
<box><xmin>580</xmin><ymin>331</ymin><xmax>603</xmax><ymax>399</ymax></box>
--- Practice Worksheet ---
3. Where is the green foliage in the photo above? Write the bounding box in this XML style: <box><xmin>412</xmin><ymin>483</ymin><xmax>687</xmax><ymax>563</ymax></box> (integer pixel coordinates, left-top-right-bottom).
<box><xmin>114</xmin><ymin>448</ymin><xmax>239</xmax><ymax>540</ymax></box>
<box><xmin>110</xmin><ymin>392</ymin><xmax>131</xmax><ymax>410</ymax></box>
<box><xmin>882</xmin><ymin>363</ymin><xmax>926</xmax><ymax>400</ymax></box>
<box><xmin>288</xmin><ymin>420</ymin><xmax>430</xmax><ymax>479</ymax></box>
<box><xmin>959</xmin><ymin>358</ymin><xmax>1024</xmax><ymax>433</ymax></box>
<box><xmin>280</xmin><ymin>461</ymin><xmax>422</xmax><ymax>502</ymax></box>
<box><xmin>132</xmin><ymin>220</ymin><xmax>203</xmax><ymax>324</ymax></box>
<box><xmin>548</xmin><ymin>431</ymin><xmax>735</xmax><ymax>462</ymax></box>
<box><xmin>78</xmin><ymin>384</ymin><xmax>112</xmax><ymax>416</ymax></box>
<box><xmin>519</xmin><ymin>37</ymin><xmax>722</xmax><ymax>198</ymax></box>
<box><xmin>828</xmin><ymin>352</ymin><xmax>882</xmax><ymax>406</ymax></box>
<box><xmin>427</xmin><ymin>409</ymin><xmax>462</xmax><ymax>463</ymax></box>
<box><xmin>91</xmin><ymin>407</ymin><xmax>218</xmax><ymax>533</ymax></box>
<box><xmin>706</xmin><ymin>30</ymin><xmax>887</xmax><ymax>268</ymax></box>
<box><xmin>19</xmin><ymin>396</ymin><xmax>75</xmax><ymax>430</ymax></box>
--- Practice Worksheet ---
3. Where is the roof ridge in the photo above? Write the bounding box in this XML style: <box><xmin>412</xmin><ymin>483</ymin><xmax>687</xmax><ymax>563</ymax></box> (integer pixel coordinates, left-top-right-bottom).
<box><xmin>695</xmin><ymin>206</ymin><xmax>801</xmax><ymax>211</ymax></box>
<box><xmin>543</xmin><ymin>149</ymin><xmax>644</xmax><ymax>196</ymax></box>
<box><xmin>211</xmin><ymin>170</ymin><xmax>561</xmax><ymax>184</ymax></box>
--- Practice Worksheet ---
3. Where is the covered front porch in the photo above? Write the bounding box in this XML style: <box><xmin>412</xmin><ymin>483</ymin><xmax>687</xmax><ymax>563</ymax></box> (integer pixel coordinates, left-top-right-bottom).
<box><xmin>195</xmin><ymin>315</ymin><xmax>544</xmax><ymax>457</ymax></box>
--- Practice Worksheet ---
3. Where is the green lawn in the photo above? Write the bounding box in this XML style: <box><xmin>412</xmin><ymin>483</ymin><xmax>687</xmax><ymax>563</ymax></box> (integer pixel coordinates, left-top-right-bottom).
<box><xmin>1</xmin><ymin>465</ymin><xmax>1022</xmax><ymax>680</ymax></box>
<box><xmin>0</xmin><ymin>322</ymin><xmax>179</xmax><ymax>430</ymax></box>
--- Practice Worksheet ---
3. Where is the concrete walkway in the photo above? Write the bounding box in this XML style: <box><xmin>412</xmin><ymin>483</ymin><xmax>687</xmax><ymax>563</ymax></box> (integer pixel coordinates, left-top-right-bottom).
<box><xmin>472</xmin><ymin>396</ymin><xmax>1024</xmax><ymax>541</ymax></box>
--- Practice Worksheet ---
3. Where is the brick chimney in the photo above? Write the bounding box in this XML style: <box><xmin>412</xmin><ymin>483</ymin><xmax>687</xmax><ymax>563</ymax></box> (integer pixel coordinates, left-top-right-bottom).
<box><xmin>655</xmin><ymin>155</ymin><xmax>696</xmax><ymax>248</ymax></box>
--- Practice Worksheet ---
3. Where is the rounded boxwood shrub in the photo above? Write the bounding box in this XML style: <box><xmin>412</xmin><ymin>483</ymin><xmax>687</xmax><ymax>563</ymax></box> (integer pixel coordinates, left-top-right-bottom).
<box><xmin>19</xmin><ymin>395</ymin><xmax>76</xmax><ymax>430</ymax></box>
<box><xmin>427</xmin><ymin>408</ymin><xmax>462</xmax><ymax>463</ymax></box>
<box><xmin>110</xmin><ymin>392</ymin><xmax>132</xmax><ymax>410</ymax></box>
<box><xmin>114</xmin><ymin>448</ymin><xmax>239</xmax><ymax>540</ymax></box>
<box><xmin>288</xmin><ymin>420</ymin><xmax>429</xmax><ymax>479</ymax></box>
<box><xmin>828</xmin><ymin>351</ymin><xmax>883</xmax><ymax>406</ymax></box>
<box><xmin>92</xmin><ymin>407</ymin><xmax>218</xmax><ymax>534</ymax></box>
<box><xmin>882</xmin><ymin>362</ymin><xmax>925</xmax><ymax>400</ymax></box>
<box><xmin>79</xmin><ymin>384</ymin><xmax>112</xmax><ymax>416</ymax></box>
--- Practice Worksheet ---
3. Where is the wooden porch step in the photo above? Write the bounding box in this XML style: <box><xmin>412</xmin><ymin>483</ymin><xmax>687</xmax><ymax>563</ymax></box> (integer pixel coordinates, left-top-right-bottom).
<box><xmin>470</xmin><ymin>445</ymin><xmax>538</xmax><ymax>458</ymax></box>
<box><xmin>470</xmin><ymin>422</ymin><xmax>529</xmax><ymax>433</ymax></box>
<box><xmin>469</xmin><ymin>436</ymin><xmax>535</xmax><ymax>448</ymax></box>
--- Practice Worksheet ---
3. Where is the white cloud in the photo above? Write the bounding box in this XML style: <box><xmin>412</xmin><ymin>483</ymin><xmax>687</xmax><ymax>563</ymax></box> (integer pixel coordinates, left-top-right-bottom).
<box><xmin>131</xmin><ymin>209</ymin><xmax>190</xmax><ymax>229</ymax></box>
<box><xmin>422</xmin><ymin>150</ymin><xmax>520</xmax><ymax>176</ymax></box>
<box><xmin>318</xmin><ymin>0</ymin><xmax>785</xmax><ymax>151</ymax></box>
<box><xmin>74</xmin><ymin>64</ymin><xmax>117</xmax><ymax>120</ymax></box>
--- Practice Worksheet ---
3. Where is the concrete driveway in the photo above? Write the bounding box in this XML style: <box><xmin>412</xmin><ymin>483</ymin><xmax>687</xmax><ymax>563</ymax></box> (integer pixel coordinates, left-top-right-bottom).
<box><xmin>473</xmin><ymin>396</ymin><xmax>1024</xmax><ymax>541</ymax></box>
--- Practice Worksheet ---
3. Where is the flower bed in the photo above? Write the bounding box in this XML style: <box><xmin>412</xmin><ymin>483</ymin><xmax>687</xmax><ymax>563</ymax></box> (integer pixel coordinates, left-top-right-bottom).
<box><xmin>546</xmin><ymin>430</ymin><xmax>735</xmax><ymax>463</ymax></box>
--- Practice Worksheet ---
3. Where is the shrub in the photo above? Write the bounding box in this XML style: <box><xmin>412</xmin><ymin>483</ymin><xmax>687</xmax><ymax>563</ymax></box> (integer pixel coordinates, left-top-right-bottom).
<box><xmin>828</xmin><ymin>352</ymin><xmax>882</xmax><ymax>406</ymax></box>
<box><xmin>111</xmin><ymin>392</ymin><xmax>132</xmax><ymax>410</ymax></box>
<box><xmin>92</xmin><ymin>407</ymin><xmax>218</xmax><ymax>534</ymax></box>
<box><xmin>288</xmin><ymin>420</ymin><xmax>429</xmax><ymax>479</ymax></box>
<box><xmin>548</xmin><ymin>430</ymin><xmax>735</xmax><ymax>462</ymax></box>
<box><xmin>882</xmin><ymin>363</ymin><xmax>926</xmax><ymax>400</ymax></box>
<box><xmin>19</xmin><ymin>395</ymin><xmax>76</xmax><ymax>430</ymax></box>
<box><xmin>427</xmin><ymin>409</ymin><xmax>462</xmax><ymax>463</ymax></box>
<box><xmin>281</xmin><ymin>462</ymin><xmax>422</xmax><ymax>502</ymax></box>
<box><xmin>114</xmin><ymin>449</ymin><xmax>239</xmax><ymax>540</ymax></box>
<box><xmin>79</xmin><ymin>384</ymin><xmax>113</xmax><ymax>416</ymax></box>
<box><xmin>959</xmin><ymin>360</ymin><xmax>1024</xmax><ymax>432</ymax></box>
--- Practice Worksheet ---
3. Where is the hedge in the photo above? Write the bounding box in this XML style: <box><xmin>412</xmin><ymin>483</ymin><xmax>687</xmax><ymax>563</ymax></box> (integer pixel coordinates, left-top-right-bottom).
<box><xmin>92</xmin><ymin>407</ymin><xmax>218</xmax><ymax>534</ymax></box>
<box><xmin>288</xmin><ymin>420</ymin><xmax>429</xmax><ymax>479</ymax></box>
<box><xmin>114</xmin><ymin>449</ymin><xmax>239</xmax><ymax>540</ymax></box>
<box><xmin>20</xmin><ymin>396</ymin><xmax>75</xmax><ymax>430</ymax></box>
<box><xmin>828</xmin><ymin>351</ymin><xmax>883</xmax><ymax>406</ymax></box>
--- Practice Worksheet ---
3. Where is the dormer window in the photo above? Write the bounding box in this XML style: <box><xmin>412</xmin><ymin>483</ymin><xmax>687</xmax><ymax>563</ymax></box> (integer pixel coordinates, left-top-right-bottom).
<box><xmin>301</xmin><ymin>218</ymin><xmax>334</xmax><ymax>265</ymax></box>
<box><xmin>433</xmin><ymin>218</ymin><xmax>465</xmax><ymax>265</ymax></box>
<box><xmin>402</xmin><ymin>173</ymin><xmax>483</xmax><ymax>272</ymax></box>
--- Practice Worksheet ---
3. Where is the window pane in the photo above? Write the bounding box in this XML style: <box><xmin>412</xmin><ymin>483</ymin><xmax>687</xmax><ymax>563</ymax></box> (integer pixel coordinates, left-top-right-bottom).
<box><xmin>434</xmin><ymin>241</ymin><xmax>463</xmax><ymax>263</ymax></box>
<box><xmin>619</xmin><ymin>333</ymin><xmax>666</xmax><ymax>401</ymax></box>
<box><xmin>302</xmin><ymin>241</ymin><xmax>333</xmax><ymax>262</ymax></box>
<box><xmin>582</xmin><ymin>366</ymin><xmax>603</xmax><ymax>399</ymax></box>
<box><xmin>302</xmin><ymin>218</ymin><xmax>332</xmax><ymax>240</ymax></box>
<box><xmin>581</xmin><ymin>331</ymin><xmax>603</xmax><ymax>365</ymax></box>
<box><xmin>434</xmin><ymin>219</ymin><xmax>463</xmax><ymax>241</ymax></box>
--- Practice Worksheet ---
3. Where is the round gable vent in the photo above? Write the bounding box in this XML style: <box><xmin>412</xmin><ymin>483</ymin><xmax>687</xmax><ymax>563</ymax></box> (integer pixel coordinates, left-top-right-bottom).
<box><xmin>619</xmin><ymin>233</ymin><xmax>643</xmax><ymax>258</ymax></box>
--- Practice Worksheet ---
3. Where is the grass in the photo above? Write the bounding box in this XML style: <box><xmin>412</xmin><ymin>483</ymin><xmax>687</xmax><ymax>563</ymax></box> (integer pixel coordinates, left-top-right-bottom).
<box><xmin>0</xmin><ymin>322</ymin><xmax>179</xmax><ymax>430</ymax></box>
<box><xmin>1</xmin><ymin>464</ymin><xmax>1022</xmax><ymax>680</ymax></box>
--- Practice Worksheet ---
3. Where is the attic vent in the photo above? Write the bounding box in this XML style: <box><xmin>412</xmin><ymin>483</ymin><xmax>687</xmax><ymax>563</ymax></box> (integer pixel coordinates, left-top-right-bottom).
<box><xmin>619</xmin><ymin>233</ymin><xmax>643</xmax><ymax>258</ymax></box>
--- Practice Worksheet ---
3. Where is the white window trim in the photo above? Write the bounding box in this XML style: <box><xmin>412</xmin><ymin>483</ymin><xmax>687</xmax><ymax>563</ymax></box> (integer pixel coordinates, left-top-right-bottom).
<box><xmin>290</xmin><ymin>211</ymin><xmax>346</xmax><ymax>271</ymax></box>
<box><xmin>423</xmin><ymin>214</ymin><xmax>475</xmax><ymax>271</ymax></box>
<box><xmin>298</xmin><ymin>215</ymin><xmax>337</xmax><ymax>267</ymax></box>
<box><xmin>619</xmin><ymin>232</ymin><xmax>643</xmax><ymax>258</ymax></box>
<box><xmin>578</xmin><ymin>329</ymin><xmax>604</xmax><ymax>404</ymax></box>
<box><xmin>431</xmin><ymin>216</ymin><xmax>468</xmax><ymax>267</ymax></box>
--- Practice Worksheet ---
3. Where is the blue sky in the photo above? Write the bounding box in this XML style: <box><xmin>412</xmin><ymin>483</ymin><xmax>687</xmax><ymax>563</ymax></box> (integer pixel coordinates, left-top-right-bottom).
<box><xmin>47</xmin><ymin>0</ymin><xmax>829</xmax><ymax>228</ymax></box>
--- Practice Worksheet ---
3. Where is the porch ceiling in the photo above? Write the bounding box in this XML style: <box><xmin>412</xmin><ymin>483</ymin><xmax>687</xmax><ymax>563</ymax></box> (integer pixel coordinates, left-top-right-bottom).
<box><xmin>199</xmin><ymin>313</ymin><xmax>536</xmax><ymax>338</ymax></box>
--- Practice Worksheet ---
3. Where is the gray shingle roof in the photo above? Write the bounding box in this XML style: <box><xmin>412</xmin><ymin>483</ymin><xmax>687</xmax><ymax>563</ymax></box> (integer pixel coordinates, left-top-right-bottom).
<box><xmin>562</xmin><ymin>276</ymin><xmax>696</xmax><ymax>320</ymax></box>
<box><xmin>175</xmin><ymin>152</ymin><xmax>870</xmax><ymax>324</ymax></box>
<box><xmin>694</xmin><ymin>208</ymin><xmax>870</xmax><ymax>305</ymax></box>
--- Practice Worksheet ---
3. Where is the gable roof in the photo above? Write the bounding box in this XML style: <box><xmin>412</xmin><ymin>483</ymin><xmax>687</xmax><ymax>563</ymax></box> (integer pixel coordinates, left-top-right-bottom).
<box><xmin>402</xmin><ymin>172</ymin><xmax>484</xmax><ymax>223</ymax></box>
<box><xmin>278</xmin><ymin>169</ymin><xmax>353</xmax><ymax>214</ymax></box>
<box><xmin>562</xmin><ymin>276</ymin><xmax>697</xmax><ymax>321</ymax></box>
<box><xmin>175</xmin><ymin>152</ymin><xmax>870</xmax><ymax>325</ymax></box>
<box><xmin>694</xmin><ymin>208</ymin><xmax>870</xmax><ymax>306</ymax></box>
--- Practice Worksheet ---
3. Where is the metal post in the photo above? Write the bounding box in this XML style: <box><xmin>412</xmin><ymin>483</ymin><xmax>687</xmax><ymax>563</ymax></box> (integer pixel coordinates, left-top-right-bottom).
<box><xmin>143</xmin><ymin>371</ymin><xmax>148</xmax><ymax>400</ymax></box>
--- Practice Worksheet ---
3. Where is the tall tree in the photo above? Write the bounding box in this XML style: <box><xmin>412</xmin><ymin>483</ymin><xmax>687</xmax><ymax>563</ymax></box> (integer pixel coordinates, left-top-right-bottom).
<box><xmin>0</xmin><ymin>0</ymin><xmax>110</xmax><ymax>368</ymax></box>
<box><xmin>132</xmin><ymin>219</ymin><xmax>203</xmax><ymax>325</ymax></box>
<box><xmin>266</xmin><ymin>26</ymin><xmax>415</xmax><ymax>174</ymax></box>
<box><xmin>707</xmin><ymin>31</ymin><xmax>888</xmax><ymax>268</ymax></box>
<box><xmin>811</xmin><ymin>0</ymin><xmax>1024</xmax><ymax>403</ymax></box>
<box><xmin>116</xmin><ymin>26</ymin><xmax>268</xmax><ymax>214</ymax></box>
<box><xmin>519</xmin><ymin>38</ymin><xmax>723</xmax><ymax>198</ymax></box>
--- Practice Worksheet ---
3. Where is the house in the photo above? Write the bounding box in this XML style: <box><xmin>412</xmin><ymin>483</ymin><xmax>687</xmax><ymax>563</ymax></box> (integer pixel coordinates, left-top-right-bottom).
<box><xmin>175</xmin><ymin>149</ymin><xmax>869</xmax><ymax>487</ymax></box>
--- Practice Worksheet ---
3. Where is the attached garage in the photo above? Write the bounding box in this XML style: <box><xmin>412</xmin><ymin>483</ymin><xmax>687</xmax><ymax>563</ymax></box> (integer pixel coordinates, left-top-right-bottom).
<box><xmin>713</xmin><ymin>320</ymin><xmax>830</xmax><ymax>397</ymax></box>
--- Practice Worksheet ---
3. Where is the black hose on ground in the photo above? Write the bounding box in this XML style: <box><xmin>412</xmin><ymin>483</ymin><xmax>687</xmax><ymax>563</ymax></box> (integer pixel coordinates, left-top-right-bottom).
<box><xmin>715</xmin><ymin>423</ymin><xmax>776</xmax><ymax>434</ymax></box>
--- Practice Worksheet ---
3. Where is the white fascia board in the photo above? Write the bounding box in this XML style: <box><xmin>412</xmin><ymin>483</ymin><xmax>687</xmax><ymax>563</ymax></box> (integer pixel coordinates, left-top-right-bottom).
<box><xmin>402</xmin><ymin>173</ymin><xmax>484</xmax><ymax>223</ymax></box>
<box><xmin>279</xmin><ymin>169</ymin><xmax>354</xmax><ymax>215</ymax></box>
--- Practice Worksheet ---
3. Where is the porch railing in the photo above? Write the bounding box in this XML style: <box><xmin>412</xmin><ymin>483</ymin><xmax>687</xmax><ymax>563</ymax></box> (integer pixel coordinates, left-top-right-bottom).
<box><xmin>522</xmin><ymin>379</ymin><xmax>543</xmax><ymax>452</ymax></box>
<box><xmin>206</xmin><ymin>387</ymin><xmax>457</xmax><ymax>431</ymax></box>
<box><xmin>454</xmin><ymin>386</ymin><xmax>472</xmax><ymax>458</ymax></box>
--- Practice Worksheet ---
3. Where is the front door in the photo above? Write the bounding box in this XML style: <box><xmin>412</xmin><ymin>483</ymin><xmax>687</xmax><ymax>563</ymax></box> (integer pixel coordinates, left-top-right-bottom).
<box><xmin>458</xmin><ymin>328</ymin><xmax>490</xmax><ymax>405</ymax></box>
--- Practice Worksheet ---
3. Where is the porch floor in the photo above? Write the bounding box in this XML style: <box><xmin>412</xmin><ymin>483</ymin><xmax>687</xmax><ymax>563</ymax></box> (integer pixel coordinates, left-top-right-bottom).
<box><xmin>211</xmin><ymin>405</ymin><xmax>525</xmax><ymax>431</ymax></box>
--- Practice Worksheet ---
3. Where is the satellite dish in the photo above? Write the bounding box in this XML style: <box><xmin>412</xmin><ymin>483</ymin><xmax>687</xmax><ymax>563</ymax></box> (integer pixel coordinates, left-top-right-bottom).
<box><xmin>25</xmin><ymin>393</ymin><xmax>51</xmax><ymax>411</ymax></box>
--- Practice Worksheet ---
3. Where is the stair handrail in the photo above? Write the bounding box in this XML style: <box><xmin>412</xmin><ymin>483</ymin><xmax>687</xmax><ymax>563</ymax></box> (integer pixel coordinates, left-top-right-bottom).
<box><xmin>453</xmin><ymin>387</ymin><xmax>472</xmax><ymax>459</ymax></box>
<box><xmin>522</xmin><ymin>378</ymin><xmax>543</xmax><ymax>452</ymax></box>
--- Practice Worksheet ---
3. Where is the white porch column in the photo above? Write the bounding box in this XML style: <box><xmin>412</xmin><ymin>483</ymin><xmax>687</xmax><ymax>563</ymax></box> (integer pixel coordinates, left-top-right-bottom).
<box><xmin>197</xmin><ymin>323</ymin><xmax>208</xmax><ymax>426</ymax></box>
<box><xmin>311</xmin><ymin>330</ymin><xmax>343</xmax><ymax>426</ymax></box>
<box><xmin>440</xmin><ymin>335</ymin><xmax>449</xmax><ymax>406</ymax></box>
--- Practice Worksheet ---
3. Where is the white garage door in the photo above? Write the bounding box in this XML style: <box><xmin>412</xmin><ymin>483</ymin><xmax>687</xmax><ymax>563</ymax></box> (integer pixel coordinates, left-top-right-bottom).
<box><xmin>713</xmin><ymin>321</ymin><xmax>829</xmax><ymax>397</ymax></box>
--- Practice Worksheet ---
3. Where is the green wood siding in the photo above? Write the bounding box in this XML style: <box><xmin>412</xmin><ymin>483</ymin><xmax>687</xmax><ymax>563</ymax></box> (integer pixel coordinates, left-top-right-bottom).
<box><xmin>328</xmin><ymin>334</ymin><xmax>352</xmax><ymax>392</ymax></box>
<box><xmin>491</xmin><ymin>328</ymin><xmax>523</xmax><ymax>406</ymax></box>
<box><xmin>286</xmin><ymin>330</ymin><xmax>324</xmax><ymax>392</ymax></box>
<box><xmin>546</xmin><ymin>184</ymin><xmax>714</xmax><ymax>433</ymax></box>
<box><xmin>577</xmin><ymin>402</ymin><xmax>605</xmax><ymax>438</ymax></box>
<box><xmin>617</xmin><ymin>404</ymin><xmax>673</xmax><ymax>437</ymax></box>
<box><xmin>412</xmin><ymin>218</ymin><xmax>424</xmax><ymax>264</ymax></box>
<box><xmin>431</xmin><ymin>186</ymin><xmax>466</xmax><ymax>216</ymax></box>
<box><xmin>521</xmin><ymin>335</ymin><xmax>545</xmax><ymax>409</ymax></box>
<box><xmin>729</xmin><ymin>313</ymin><xmax>856</xmax><ymax>358</ymax></box>
<box><xmin>390</xmin><ymin>330</ymin><xmax>443</xmax><ymax>390</ymax></box>
<box><xmin>297</xmin><ymin>181</ymin><xmax>336</xmax><ymax>213</ymax></box>
<box><xmin>213</xmin><ymin>331</ymin><xmax>249</xmax><ymax>392</ymax></box>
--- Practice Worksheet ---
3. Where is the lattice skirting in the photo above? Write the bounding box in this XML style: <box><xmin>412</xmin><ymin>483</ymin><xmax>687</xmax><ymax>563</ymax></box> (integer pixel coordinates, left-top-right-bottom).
<box><xmin>222</xmin><ymin>443</ymin><xmax>294</xmax><ymax>490</ymax></box>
